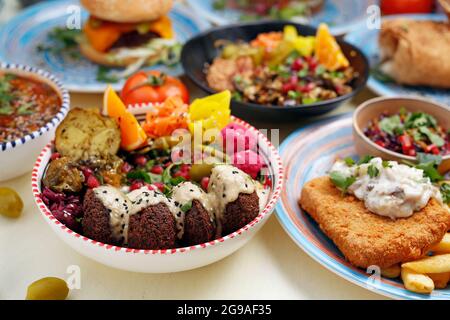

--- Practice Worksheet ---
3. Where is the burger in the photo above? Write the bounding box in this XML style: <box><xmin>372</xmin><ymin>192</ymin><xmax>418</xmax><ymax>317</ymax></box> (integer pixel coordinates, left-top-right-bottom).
<box><xmin>79</xmin><ymin>0</ymin><xmax>181</xmax><ymax>71</ymax></box>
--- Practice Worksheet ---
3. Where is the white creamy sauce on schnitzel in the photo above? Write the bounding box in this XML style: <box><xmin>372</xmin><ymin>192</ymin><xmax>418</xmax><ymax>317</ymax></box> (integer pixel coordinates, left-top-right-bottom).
<box><xmin>329</xmin><ymin>157</ymin><xmax>442</xmax><ymax>219</ymax></box>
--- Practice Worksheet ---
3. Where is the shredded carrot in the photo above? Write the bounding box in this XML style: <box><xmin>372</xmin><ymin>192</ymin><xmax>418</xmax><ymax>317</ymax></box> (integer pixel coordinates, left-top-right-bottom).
<box><xmin>143</xmin><ymin>96</ymin><xmax>188</xmax><ymax>138</ymax></box>
<box><xmin>250</xmin><ymin>32</ymin><xmax>283</xmax><ymax>51</ymax></box>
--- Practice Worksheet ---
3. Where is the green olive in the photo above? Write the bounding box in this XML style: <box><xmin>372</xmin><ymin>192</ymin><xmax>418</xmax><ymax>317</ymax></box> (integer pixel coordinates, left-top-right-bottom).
<box><xmin>26</xmin><ymin>277</ymin><xmax>69</xmax><ymax>300</ymax></box>
<box><xmin>189</xmin><ymin>163</ymin><xmax>215</xmax><ymax>182</ymax></box>
<box><xmin>152</xmin><ymin>136</ymin><xmax>183</xmax><ymax>150</ymax></box>
<box><xmin>0</xmin><ymin>187</ymin><xmax>23</xmax><ymax>218</ymax></box>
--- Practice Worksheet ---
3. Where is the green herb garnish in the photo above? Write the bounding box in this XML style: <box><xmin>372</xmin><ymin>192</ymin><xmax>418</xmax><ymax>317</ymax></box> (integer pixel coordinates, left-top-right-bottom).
<box><xmin>330</xmin><ymin>172</ymin><xmax>356</xmax><ymax>194</ymax></box>
<box><xmin>382</xmin><ymin>160</ymin><xmax>392</xmax><ymax>168</ymax></box>
<box><xmin>418</xmin><ymin>127</ymin><xmax>445</xmax><ymax>147</ymax></box>
<box><xmin>302</xmin><ymin>97</ymin><xmax>319</xmax><ymax>105</ymax></box>
<box><xmin>127</xmin><ymin>170</ymin><xmax>151</xmax><ymax>184</ymax></box>
<box><xmin>37</xmin><ymin>27</ymin><xmax>81</xmax><ymax>59</ymax></box>
<box><xmin>344</xmin><ymin>157</ymin><xmax>355</xmax><ymax>166</ymax></box>
<box><xmin>379</xmin><ymin>115</ymin><xmax>402</xmax><ymax>136</ymax></box>
<box><xmin>180</xmin><ymin>201</ymin><xmax>193</xmax><ymax>213</ymax></box>
<box><xmin>367</xmin><ymin>164</ymin><xmax>379</xmax><ymax>178</ymax></box>
<box><xmin>287</xmin><ymin>90</ymin><xmax>300</xmax><ymax>99</ymax></box>
<box><xmin>170</xmin><ymin>176</ymin><xmax>185</xmax><ymax>186</ymax></box>
<box><xmin>96</xmin><ymin>66</ymin><xmax>119</xmax><ymax>83</ymax></box>
<box><xmin>440</xmin><ymin>183</ymin><xmax>450</xmax><ymax>205</ymax></box>
<box><xmin>17</xmin><ymin>102</ymin><xmax>34</xmax><ymax>115</ymax></box>
<box><xmin>358</xmin><ymin>155</ymin><xmax>374</xmax><ymax>165</ymax></box>
<box><xmin>371</xmin><ymin>65</ymin><xmax>394</xmax><ymax>83</ymax></box>
<box><xmin>413</xmin><ymin>153</ymin><xmax>443</xmax><ymax>182</ymax></box>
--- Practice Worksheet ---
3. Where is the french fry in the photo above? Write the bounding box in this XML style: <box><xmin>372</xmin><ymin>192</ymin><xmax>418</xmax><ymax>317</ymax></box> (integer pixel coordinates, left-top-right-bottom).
<box><xmin>427</xmin><ymin>272</ymin><xmax>450</xmax><ymax>289</ymax></box>
<box><xmin>401</xmin><ymin>268</ymin><xmax>434</xmax><ymax>294</ymax></box>
<box><xmin>381</xmin><ymin>264</ymin><xmax>401</xmax><ymax>278</ymax></box>
<box><xmin>430</xmin><ymin>233</ymin><xmax>450</xmax><ymax>254</ymax></box>
<box><xmin>402</xmin><ymin>254</ymin><xmax>450</xmax><ymax>274</ymax></box>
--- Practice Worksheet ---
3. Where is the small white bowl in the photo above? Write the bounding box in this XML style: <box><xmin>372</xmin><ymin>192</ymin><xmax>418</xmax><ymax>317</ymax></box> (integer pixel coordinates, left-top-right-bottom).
<box><xmin>0</xmin><ymin>63</ymin><xmax>70</xmax><ymax>181</ymax></box>
<box><xmin>31</xmin><ymin>115</ymin><xmax>284</xmax><ymax>273</ymax></box>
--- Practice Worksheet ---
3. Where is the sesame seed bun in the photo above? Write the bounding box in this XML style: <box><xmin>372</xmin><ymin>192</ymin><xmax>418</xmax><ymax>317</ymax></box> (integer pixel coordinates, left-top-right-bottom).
<box><xmin>80</xmin><ymin>0</ymin><xmax>174</xmax><ymax>23</ymax></box>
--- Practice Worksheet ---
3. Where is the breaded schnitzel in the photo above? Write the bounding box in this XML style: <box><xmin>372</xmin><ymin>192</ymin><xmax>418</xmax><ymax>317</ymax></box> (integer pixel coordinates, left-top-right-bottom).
<box><xmin>299</xmin><ymin>176</ymin><xmax>450</xmax><ymax>269</ymax></box>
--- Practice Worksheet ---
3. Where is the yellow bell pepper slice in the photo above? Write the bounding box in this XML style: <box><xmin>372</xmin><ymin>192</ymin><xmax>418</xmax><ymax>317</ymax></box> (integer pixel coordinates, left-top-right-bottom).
<box><xmin>188</xmin><ymin>90</ymin><xmax>231</xmax><ymax>134</ymax></box>
<box><xmin>282</xmin><ymin>25</ymin><xmax>316</xmax><ymax>57</ymax></box>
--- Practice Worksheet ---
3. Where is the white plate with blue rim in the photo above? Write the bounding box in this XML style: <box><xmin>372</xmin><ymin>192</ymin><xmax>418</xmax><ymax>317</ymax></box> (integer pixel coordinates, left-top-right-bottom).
<box><xmin>275</xmin><ymin>112</ymin><xmax>450</xmax><ymax>300</ymax></box>
<box><xmin>0</xmin><ymin>0</ymin><xmax>210</xmax><ymax>92</ymax></box>
<box><xmin>186</xmin><ymin>0</ymin><xmax>376</xmax><ymax>35</ymax></box>
<box><xmin>345</xmin><ymin>14</ymin><xmax>450</xmax><ymax>106</ymax></box>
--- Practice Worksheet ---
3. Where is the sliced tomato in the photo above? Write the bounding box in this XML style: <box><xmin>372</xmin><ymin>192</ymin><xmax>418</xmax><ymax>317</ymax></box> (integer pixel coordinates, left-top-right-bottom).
<box><xmin>381</xmin><ymin>0</ymin><xmax>434</xmax><ymax>15</ymax></box>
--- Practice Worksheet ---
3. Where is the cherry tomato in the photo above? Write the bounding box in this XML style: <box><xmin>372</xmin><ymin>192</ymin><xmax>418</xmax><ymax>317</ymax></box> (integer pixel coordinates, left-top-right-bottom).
<box><xmin>381</xmin><ymin>0</ymin><xmax>434</xmax><ymax>15</ymax></box>
<box><xmin>121</xmin><ymin>71</ymin><xmax>189</xmax><ymax>106</ymax></box>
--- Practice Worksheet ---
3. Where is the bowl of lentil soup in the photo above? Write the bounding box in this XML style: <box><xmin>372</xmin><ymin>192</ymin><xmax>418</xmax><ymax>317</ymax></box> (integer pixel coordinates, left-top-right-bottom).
<box><xmin>0</xmin><ymin>63</ymin><xmax>69</xmax><ymax>181</ymax></box>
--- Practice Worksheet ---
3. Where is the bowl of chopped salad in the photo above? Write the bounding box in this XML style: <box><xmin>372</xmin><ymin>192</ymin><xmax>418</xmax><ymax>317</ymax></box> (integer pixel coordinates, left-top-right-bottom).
<box><xmin>32</xmin><ymin>88</ymin><xmax>283</xmax><ymax>273</ymax></box>
<box><xmin>181</xmin><ymin>21</ymin><xmax>369</xmax><ymax>120</ymax></box>
<box><xmin>353</xmin><ymin>96</ymin><xmax>450</xmax><ymax>174</ymax></box>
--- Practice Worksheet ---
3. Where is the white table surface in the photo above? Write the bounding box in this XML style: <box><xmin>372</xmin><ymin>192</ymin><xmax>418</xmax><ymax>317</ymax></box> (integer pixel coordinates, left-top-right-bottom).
<box><xmin>0</xmin><ymin>85</ymin><xmax>389</xmax><ymax>300</ymax></box>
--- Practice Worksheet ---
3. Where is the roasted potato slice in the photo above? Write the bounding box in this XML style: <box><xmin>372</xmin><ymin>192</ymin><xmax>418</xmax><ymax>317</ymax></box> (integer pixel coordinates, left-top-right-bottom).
<box><xmin>55</xmin><ymin>108</ymin><xmax>120</xmax><ymax>161</ymax></box>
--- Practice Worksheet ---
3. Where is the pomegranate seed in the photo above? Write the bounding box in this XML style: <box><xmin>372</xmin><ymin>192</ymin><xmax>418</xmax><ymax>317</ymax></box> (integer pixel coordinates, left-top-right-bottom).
<box><xmin>289</xmin><ymin>75</ymin><xmax>298</xmax><ymax>86</ymax></box>
<box><xmin>306</xmin><ymin>56</ymin><xmax>318</xmax><ymax>70</ymax></box>
<box><xmin>431</xmin><ymin>145</ymin><xmax>440</xmax><ymax>155</ymax></box>
<box><xmin>180</xmin><ymin>164</ymin><xmax>191</xmax><ymax>172</ymax></box>
<box><xmin>174</xmin><ymin>171</ymin><xmax>190</xmax><ymax>180</ymax></box>
<box><xmin>130</xmin><ymin>181</ymin><xmax>144</xmax><ymax>191</ymax></box>
<box><xmin>145</xmin><ymin>183</ymin><xmax>156</xmax><ymax>191</ymax></box>
<box><xmin>81</xmin><ymin>167</ymin><xmax>94</xmax><ymax>179</ymax></box>
<box><xmin>201</xmin><ymin>177</ymin><xmax>210</xmax><ymax>191</ymax></box>
<box><xmin>150</xmin><ymin>165</ymin><xmax>164</xmax><ymax>174</ymax></box>
<box><xmin>86</xmin><ymin>175</ymin><xmax>100</xmax><ymax>189</ymax></box>
<box><xmin>121</xmin><ymin>162</ymin><xmax>133</xmax><ymax>173</ymax></box>
<box><xmin>281</xmin><ymin>83</ymin><xmax>295</xmax><ymax>94</ymax></box>
<box><xmin>163</xmin><ymin>161</ymin><xmax>172</xmax><ymax>168</ymax></box>
<box><xmin>306</xmin><ymin>82</ymin><xmax>316</xmax><ymax>91</ymax></box>
<box><xmin>153</xmin><ymin>182</ymin><xmax>165</xmax><ymax>192</ymax></box>
<box><xmin>264</xmin><ymin>177</ymin><xmax>272</xmax><ymax>188</ymax></box>
<box><xmin>291</xmin><ymin>58</ymin><xmax>304</xmax><ymax>71</ymax></box>
<box><xmin>134</xmin><ymin>155</ymin><xmax>147</xmax><ymax>167</ymax></box>
<box><xmin>375</xmin><ymin>140</ymin><xmax>386</xmax><ymax>148</ymax></box>
<box><xmin>50</xmin><ymin>152</ymin><xmax>61</xmax><ymax>160</ymax></box>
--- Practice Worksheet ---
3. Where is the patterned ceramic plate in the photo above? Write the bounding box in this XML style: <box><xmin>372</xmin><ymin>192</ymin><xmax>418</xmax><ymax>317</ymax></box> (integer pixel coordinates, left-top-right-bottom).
<box><xmin>345</xmin><ymin>14</ymin><xmax>450</xmax><ymax>106</ymax></box>
<box><xmin>0</xmin><ymin>0</ymin><xmax>209</xmax><ymax>92</ymax></box>
<box><xmin>275</xmin><ymin>113</ymin><xmax>450</xmax><ymax>300</ymax></box>
<box><xmin>186</xmin><ymin>0</ymin><xmax>376</xmax><ymax>35</ymax></box>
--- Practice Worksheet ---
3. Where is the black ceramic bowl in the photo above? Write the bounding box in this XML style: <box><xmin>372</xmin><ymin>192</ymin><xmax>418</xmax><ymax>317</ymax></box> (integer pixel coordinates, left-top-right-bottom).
<box><xmin>181</xmin><ymin>21</ymin><xmax>369</xmax><ymax>121</ymax></box>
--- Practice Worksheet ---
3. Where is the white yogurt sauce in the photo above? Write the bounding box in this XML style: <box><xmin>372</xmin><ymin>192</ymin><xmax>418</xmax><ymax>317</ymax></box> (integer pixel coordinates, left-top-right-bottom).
<box><xmin>329</xmin><ymin>157</ymin><xmax>442</xmax><ymax>219</ymax></box>
<box><xmin>208</xmin><ymin>165</ymin><xmax>268</xmax><ymax>221</ymax></box>
<box><xmin>93</xmin><ymin>186</ymin><xmax>184</xmax><ymax>243</ymax></box>
<box><xmin>172</xmin><ymin>182</ymin><xmax>215</xmax><ymax>225</ymax></box>
<box><xmin>93</xmin><ymin>186</ymin><xmax>132</xmax><ymax>244</ymax></box>
<box><xmin>92</xmin><ymin>165</ymin><xmax>270</xmax><ymax>244</ymax></box>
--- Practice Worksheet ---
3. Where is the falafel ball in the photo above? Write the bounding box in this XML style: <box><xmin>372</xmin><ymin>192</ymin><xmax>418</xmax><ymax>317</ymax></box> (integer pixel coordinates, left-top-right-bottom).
<box><xmin>183</xmin><ymin>199</ymin><xmax>215</xmax><ymax>246</ymax></box>
<box><xmin>127</xmin><ymin>203</ymin><xmax>177</xmax><ymax>250</ymax></box>
<box><xmin>221</xmin><ymin>191</ymin><xmax>259</xmax><ymax>236</ymax></box>
<box><xmin>82</xmin><ymin>189</ymin><xmax>114</xmax><ymax>244</ymax></box>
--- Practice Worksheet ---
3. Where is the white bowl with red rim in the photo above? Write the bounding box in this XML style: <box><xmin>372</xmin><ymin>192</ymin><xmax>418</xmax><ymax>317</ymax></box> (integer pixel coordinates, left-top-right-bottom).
<box><xmin>31</xmin><ymin>109</ymin><xmax>284</xmax><ymax>273</ymax></box>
